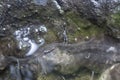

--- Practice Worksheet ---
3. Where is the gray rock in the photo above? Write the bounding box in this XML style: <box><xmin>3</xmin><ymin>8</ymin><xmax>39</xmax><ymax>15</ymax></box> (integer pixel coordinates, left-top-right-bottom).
<box><xmin>33</xmin><ymin>0</ymin><xmax>48</xmax><ymax>6</ymax></box>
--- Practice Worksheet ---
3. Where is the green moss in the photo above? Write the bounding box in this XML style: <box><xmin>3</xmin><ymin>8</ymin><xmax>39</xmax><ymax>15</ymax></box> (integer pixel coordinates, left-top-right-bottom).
<box><xmin>106</xmin><ymin>12</ymin><xmax>120</xmax><ymax>38</ymax></box>
<box><xmin>37</xmin><ymin>74</ymin><xmax>62</xmax><ymax>80</ymax></box>
<box><xmin>75</xmin><ymin>74</ymin><xmax>91</xmax><ymax>80</ymax></box>
<box><xmin>74</xmin><ymin>68</ymin><xmax>100</xmax><ymax>80</ymax></box>
<box><xmin>44</xmin><ymin>29</ymin><xmax>57</xmax><ymax>43</ymax></box>
<box><xmin>111</xmin><ymin>12</ymin><xmax>120</xmax><ymax>26</ymax></box>
<box><xmin>59</xmin><ymin>64</ymin><xmax>80</xmax><ymax>75</ymax></box>
<box><xmin>65</xmin><ymin>11</ymin><xmax>104</xmax><ymax>43</ymax></box>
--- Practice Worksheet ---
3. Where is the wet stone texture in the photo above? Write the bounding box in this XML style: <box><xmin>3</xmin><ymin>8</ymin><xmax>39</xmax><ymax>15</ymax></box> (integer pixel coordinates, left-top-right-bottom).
<box><xmin>0</xmin><ymin>0</ymin><xmax>120</xmax><ymax>80</ymax></box>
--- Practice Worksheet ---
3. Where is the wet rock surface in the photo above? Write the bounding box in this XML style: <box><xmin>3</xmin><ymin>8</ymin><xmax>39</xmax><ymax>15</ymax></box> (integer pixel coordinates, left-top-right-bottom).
<box><xmin>36</xmin><ymin>37</ymin><xmax>120</xmax><ymax>73</ymax></box>
<box><xmin>0</xmin><ymin>37</ymin><xmax>120</xmax><ymax>80</ymax></box>
<box><xmin>0</xmin><ymin>0</ymin><xmax>120</xmax><ymax>80</ymax></box>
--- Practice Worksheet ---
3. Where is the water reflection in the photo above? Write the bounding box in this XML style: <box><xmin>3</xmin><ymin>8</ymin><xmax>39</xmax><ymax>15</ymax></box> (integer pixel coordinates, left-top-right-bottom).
<box><xmin>14</xmin><ymin>24</ymin><xmax>47</xmax><ymax>56</ymax></box>
<box><xmin>26</xmin><ymin>38</ymin><xmax>45</xmax><ymax>56</ymax></box>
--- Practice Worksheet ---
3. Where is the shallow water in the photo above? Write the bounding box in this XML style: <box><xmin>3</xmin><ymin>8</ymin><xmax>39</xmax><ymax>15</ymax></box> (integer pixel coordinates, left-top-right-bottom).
<box><xmin>14</xmin><ymin>25</ymin><xmax>47</xmax><ymax>56</ymax></box>
<box><xmin>26</xmin><ymin>38</ymin><xmax>45</xmax><ymax>56</ymax></box>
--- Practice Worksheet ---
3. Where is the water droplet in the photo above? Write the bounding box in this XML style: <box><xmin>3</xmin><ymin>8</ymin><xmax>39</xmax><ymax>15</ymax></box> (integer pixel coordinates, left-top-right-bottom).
<box><xmin>0</xmin><ymin>5</ymin><xmax>2</xmax><ymax>7</ymax></box>
<box><xmin>2</xmin><ymin>28</ymin><xmax>6</xmax><ymax>30</ymax></box>
<box><xmin>7</xmin><ymin>4</ymin><xmax>11</xmax><ymax>8</ymax></box>
<box><xmin>74</xmin><ymin>38</ymin><xmax>77</xmax><ymax>42</ymax></box>
<box><xmin>23</xmin><ymin>37</ymin><xmax>29</xmax><ymax>41</ymax></box>
<box><xmin>86</xmin><ymin>36</ymin><xmax>89</xmax><ymax>39</ymax></box>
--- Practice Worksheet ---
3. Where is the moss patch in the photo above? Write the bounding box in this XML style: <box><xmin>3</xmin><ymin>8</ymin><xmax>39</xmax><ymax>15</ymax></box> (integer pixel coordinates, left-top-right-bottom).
<box><xmin>64</xmin><ymin>11</ymin><xmax>104</xmax><ymax>43</ymax></box>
